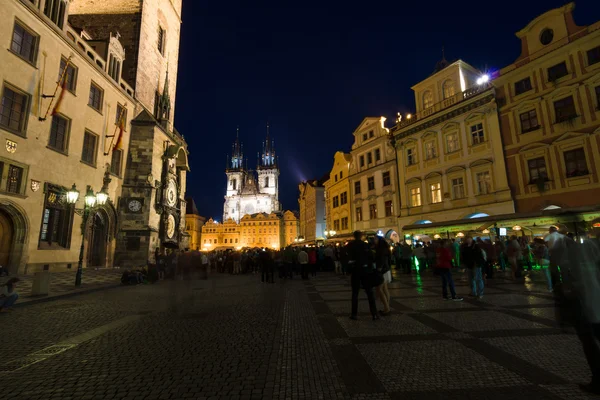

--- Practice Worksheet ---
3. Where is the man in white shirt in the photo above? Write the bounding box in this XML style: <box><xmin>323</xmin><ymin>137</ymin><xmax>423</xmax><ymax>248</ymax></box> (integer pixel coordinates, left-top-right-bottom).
<box><xmin>298</xmin><ymin>248</ymin><xmax>309</xmax><ymax>279</ymax></box>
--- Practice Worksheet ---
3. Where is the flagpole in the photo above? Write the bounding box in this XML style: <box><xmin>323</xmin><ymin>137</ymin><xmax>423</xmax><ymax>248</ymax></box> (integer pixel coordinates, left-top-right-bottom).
<box><xmin>39</xmin><ymin>55</ymin><xmax>72</xmax><ymax>121</ymax></box>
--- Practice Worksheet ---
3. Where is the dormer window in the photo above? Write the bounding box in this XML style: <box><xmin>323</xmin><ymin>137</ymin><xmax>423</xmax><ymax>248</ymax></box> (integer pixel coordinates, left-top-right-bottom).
<box><xmin>442</xmin><ymin>80</ymin><xmax>455</xmax><ymax>99</ymax></box>
<box><xmin>108</xmin><ymin>54</ymin><xmax>121</xmax><ymax>83</ymax></box>
<box><xmin>423</xmin><ymin>90</ymin><xmax>433</xmax><ymax>109</ymax></box>
<box><xmin>44</xmin><ymin>0</ymin><xmax>67</xmax><ymax>29</ymax></box>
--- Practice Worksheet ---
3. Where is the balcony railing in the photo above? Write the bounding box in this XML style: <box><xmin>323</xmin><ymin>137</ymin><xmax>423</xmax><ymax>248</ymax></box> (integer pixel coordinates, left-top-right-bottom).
<box><xmin>395</xmin><ymin>83</ymin><xmax>492</xmax><ymax>131</ymax></box>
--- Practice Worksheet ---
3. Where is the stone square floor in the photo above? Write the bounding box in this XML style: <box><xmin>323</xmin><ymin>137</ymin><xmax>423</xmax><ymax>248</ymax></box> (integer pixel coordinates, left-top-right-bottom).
<box><xmin>0</xmin><ymin>268</ymin><xmax>597</xmax><ymax>399</ymax></box>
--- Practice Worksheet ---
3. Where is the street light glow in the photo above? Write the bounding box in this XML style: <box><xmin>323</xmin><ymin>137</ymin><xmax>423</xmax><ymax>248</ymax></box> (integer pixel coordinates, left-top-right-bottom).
<box><xmin>66</xmin><ymin>183</ymin><xmax>80</xmax><ymax>205</ymax></box>
<box><xmin>84</xmin><ymin>186</ymin><xmax>96</xmax><ymax>208</ymax></box>
<box><xmin>476</xmin><ymin>74</ymin><xmax>490</xmax><ymax>85</ymax></box>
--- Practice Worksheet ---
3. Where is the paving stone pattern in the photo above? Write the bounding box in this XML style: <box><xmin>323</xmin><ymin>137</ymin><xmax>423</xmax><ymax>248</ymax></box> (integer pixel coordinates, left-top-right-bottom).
<box><xmin>0</xmin><ymin>269</ymin><xmax>598</xmax><ymax>399</ymax></box>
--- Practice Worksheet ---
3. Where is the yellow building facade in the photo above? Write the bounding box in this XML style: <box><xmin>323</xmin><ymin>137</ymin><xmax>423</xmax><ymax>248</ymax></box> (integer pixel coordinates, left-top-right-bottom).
<box><xmin>391</xmin><ymin>60</ymin><xmax>515</xmax><ymax>236</ymax></box>
<box><xmin>348</xmin><ymin>117</ymin><xmax>400</xmax><ymax>242</ymax></box>
<box><xmin>324</xmin><ymin>152</ymin><xmax>352</xmax><ymax>236</ymax></box>
<box><xmin>201</xmin><ymin>211</ymin><xmax>299</xmax><ymax>250</ymax></box>
<box><xmin>495</xmin><ymin>3</ymin><xmax>600</xmax><ymax>215</ymax></box>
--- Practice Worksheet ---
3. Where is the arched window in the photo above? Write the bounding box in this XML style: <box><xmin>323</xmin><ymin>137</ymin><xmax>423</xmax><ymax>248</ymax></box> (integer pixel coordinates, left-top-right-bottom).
<box><xmin>442</xmin><ymin>80</ymin><xmax>455</xmax><ymax>99</ymax></box>
<box><xmin>423</xmin><ymin>91</ymin><xmax>433</xmax><ymax>109</ymax></box>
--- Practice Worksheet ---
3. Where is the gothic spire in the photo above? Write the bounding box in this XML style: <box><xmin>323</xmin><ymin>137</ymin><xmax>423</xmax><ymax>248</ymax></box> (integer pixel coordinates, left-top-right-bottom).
<box><xmin>260</xmin><ymin>122</ymin><xmax>276</xmax><ymax>168</ymax></box>
<box><xmin>229</xmin><ymin>126</ymin><xmax>243</xmax><ymax>170</ymax></box>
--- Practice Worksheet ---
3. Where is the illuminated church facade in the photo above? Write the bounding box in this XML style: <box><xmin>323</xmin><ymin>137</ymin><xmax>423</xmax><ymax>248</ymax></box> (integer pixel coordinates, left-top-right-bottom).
<box><xmin>223</xmin><ymin>127</ymin><xmax>281</xmax><ymax>223</ymax></box>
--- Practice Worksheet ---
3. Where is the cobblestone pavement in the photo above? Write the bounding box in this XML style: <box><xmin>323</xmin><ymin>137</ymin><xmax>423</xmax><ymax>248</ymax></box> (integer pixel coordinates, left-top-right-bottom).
<box><xmin>0</xmin><ymin>269</ymin><xmax>598</xmax><ymax>399</ymax></box>
<box><xmin>2</xmin><ymin>268</ymin><xmax>123</xmax><ymax>303</ymax></box>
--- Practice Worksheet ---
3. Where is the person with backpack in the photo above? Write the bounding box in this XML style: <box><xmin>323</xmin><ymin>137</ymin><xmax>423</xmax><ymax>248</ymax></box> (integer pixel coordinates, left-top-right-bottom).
<box><xmin>346</xmin><ymin>231</ymin><xmax>379</xmax><ymax>320</ymax></box>
<box><xmin>461</xmin><ymin>236</ymin><xmax>485</xmax><ymax>298</ymax></box>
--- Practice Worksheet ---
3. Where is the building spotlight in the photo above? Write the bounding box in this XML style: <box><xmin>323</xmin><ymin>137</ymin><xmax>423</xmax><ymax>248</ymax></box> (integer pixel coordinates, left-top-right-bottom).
<box><xmin>476</xmin><ymin>74</ymin><xmax>490</xmax><ymax>85</ymax></box>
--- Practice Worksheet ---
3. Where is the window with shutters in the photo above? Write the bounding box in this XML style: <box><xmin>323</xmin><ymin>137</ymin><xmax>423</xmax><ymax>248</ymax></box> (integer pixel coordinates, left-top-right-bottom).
<box><xmin>88</xmin><ymin>82</ymin><xmax>103</xmax><ymax>112</ymax></box>
<box><xmin>11</xmin><ymin>21</ymin><xmax>38</xmax><ymax>64</ymax></box>
<box><xmin>0</xmin><ymin>84</ymin><xmax>29</xmax><ymax>136</ymax></box>
<box><xmin>81</xmin><ymin>130</ymin><xmax>98</xmax><ymax>166</ymax></box>
<box><xmin>39</xmin><ymin>185</ymin><xmax>74</xmax><ymax>249</ymax></box>
<box><xmin>110</xmin><ymin>149</ymin><xmax>123</xmax><ymax>176</ymax></box>
<box><xmin>48</xmin><ymin>114</ymin><xmax>70</xmax><ymax>153</ymax></box>
<box><xmin>58</xmin><ymin>57</ymin><xmax>77</xmax><ymax>92</ymax></box>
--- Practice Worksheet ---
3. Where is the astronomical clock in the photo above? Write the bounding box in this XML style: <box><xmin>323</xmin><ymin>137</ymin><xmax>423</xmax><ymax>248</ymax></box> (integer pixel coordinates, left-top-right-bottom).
<box><xmin>160</xmin><ymin>152</ymin><xmax>181</xmax><ymax>247</ymax></box>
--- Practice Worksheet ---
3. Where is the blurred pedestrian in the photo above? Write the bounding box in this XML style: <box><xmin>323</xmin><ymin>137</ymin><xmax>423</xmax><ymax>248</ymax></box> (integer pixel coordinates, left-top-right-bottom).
<box><xmin>0</xmin><ymin>277</ymin><xmax>20</xmax><ymax>312</ymax></box>
<box><xmin>298</xmin><ymin>247</ymin><xmax>309</xmax><ymax>280</ymax></box>
<box><xmin>375</xmin><ymin>237</ymin><xmax>391</xmax><ymax>315</ymax></box>
<box><xmin>346</xmin><ymin>231</ymin><xmax>379</xmax><ymax>321</ymax></box>
<box><xmin>462</xmin><ymin>236</ymin><xmax>485</xmax><ymax>298</ymax></box>
<box><xmin>437</xmin><ymin>240</ymin><xmax>463</xmax><ymax>301</ymax></box>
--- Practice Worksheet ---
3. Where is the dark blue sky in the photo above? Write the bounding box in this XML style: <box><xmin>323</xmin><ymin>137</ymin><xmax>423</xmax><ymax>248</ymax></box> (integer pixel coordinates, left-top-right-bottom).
<box><xmin>174</xmin><ymin>0</ymin><xmax>600</xmax><ymax>220</ymax></box>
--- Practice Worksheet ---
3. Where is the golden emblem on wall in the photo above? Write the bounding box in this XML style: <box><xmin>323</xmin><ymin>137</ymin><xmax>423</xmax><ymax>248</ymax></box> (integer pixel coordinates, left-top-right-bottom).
<box><xmin>6</xmin><ymin>139</ymin><xmax>17</xmax><ymax>153</ymax></box>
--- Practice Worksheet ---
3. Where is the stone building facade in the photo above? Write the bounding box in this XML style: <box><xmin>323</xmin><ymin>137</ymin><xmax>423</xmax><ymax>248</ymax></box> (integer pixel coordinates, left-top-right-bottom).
<box><xmin>0</xmin><ymin>0</ymin><xmax>188</xmax><ymax>274</ymax></box>
<box><xmin>391</xmin><ymin>60</ymin><xmax>514</xmax><ymax>237</ymax></box>
<box><xmin>185</xmin><ymin>197</ymin><xmax>205</xmax><ymax>251</ymax></box>
<box><xmin>348</xmin><ymin>117</ymin><xmax>400</xmax><ymax>242</ymax></box>
<box><xmin>494</xmin><ymin>3</ymin><xmax>600</xmax><ymax>213</ymax></box>
<box><xmin>323</xmin><ymin>152</ymin><xmax>352</xmax><ymax>237</ymax></box>
<box><xmin>298</xmin><ymin>177</ymin><xmax>327</xmax><ymax>243</ymax></box>
<box><xmin>201</xmin><ymin>211</ymin><xmax>299</xmax><ymax>250</ymax></box>
<box><xmin>223</xmin><ymin>130</ymin><xmax>280</xmax><ymax>223</ymax></box>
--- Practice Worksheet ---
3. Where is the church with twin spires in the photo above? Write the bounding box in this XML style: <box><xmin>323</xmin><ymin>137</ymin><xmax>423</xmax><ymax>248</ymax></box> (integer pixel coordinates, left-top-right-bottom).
<box><xmin>223</xmin><ymin>126</ymin><xmax>281</xmax><ymax>223</ymax></box>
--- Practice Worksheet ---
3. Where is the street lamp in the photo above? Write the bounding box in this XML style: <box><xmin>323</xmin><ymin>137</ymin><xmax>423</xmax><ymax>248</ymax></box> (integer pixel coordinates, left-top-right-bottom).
<box><xmin>65</xmin><ymin>170</ymin><xmax>112</xmax><ymax>287</ymax></box>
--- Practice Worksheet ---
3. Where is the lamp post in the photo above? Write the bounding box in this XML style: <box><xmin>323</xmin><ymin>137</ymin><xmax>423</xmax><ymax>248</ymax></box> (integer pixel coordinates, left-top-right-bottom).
<box><xmin>66</xmin><ymin>173</ymin><xmax>111</xmax><ymax>286</ymax></box>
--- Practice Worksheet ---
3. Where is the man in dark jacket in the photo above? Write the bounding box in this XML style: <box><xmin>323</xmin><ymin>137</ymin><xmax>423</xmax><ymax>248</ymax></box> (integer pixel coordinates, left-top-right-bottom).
<box><xmin>346</xmin><ymin>231</ymin><xmax>379</xmax><ymax>320</ymax></box>
<box><xmin>461</xmin><ymin>236</ymin><xmax>484</xmax><ymax>298</ymax></box>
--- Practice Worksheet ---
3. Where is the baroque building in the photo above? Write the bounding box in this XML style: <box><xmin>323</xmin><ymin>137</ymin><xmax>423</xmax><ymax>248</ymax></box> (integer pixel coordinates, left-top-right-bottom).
<box><xmin>223</xmin><ymin>127</ymin><xmax>280</xmax><ymax>223</ymax></box>
<box><xmin>201</xmin><ymin>211</ymin><xmax>299</xmax><ymax>250</ymax></box>
<box><xmin>391</xmin><ymin>59</ymin><xmax>514</xmax><ymax>237</ymax></box>
<box><xmin>348</xmin><ymin>117</ymin><xmax>400</xmax><ymax>242</ymax></box>
<box><xmin>0</xmin><ymin>0</ymin><xmax>188</xmax><ymax>274</ymax></box>
<box><xmin>324</xmin><ymin>152</ymin><xmax>353</xmax><ymax>238</ymax></box>
<box><xmin>494</xmin><ymin>3</ymin><xmax>600</xmax><ymax>215</ymax></box>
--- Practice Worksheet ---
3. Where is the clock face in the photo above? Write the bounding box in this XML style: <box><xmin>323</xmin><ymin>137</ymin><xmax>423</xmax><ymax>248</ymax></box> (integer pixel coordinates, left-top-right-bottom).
<box><xmin>166</xmin><ymin>214</ymin><xmax>176</xmax><ymax>239</ymax></box>
<box><xmin>166</xmin><ymin>180</ymin><xmax>177</xmax><ymax>207</ymax></box>
<box><xmin>128</xmin><ymin>199</ymin><xmax>142</xmax><ymax>212</ymax></box>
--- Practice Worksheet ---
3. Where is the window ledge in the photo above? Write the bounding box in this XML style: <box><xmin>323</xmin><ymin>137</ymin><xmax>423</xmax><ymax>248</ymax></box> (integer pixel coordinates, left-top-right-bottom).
<box><xmin>7</xmin><ymin>48</ymin><xmax>37</xmax><ymax>69</ymax></box>
<box><xmin>87</xmin><ymin>104</ymin><xmax>103</xmax><ymax>115</ymax></box>
<box><xmin>0</xmin><ymin>190</ymin><xmax>27</xmax><ymax>199</ymax></box>
<box><xmin>553</xmin><ymin>116</ymin><xmax>579</xmax><ymax>125</ymax></box>
<box><xmin>109</xmin><ymin>172</ymin><xmax>122</xmax><ymax>179</ymax></box>
<box><xmin>521</xmin><ymin>126</ymin><xmax>542</xmax><ymax>134</ymax></box>
<box><xmin>80</xmin><ymin>160</ymin><xmax>97</xmax><ymax>168</ymax></box>
<box><xmin>37</xmin><ymin>244</ymin><xmax>70</xmax><ymax>251</ymax></box>
<box><xmin>471</xmin><ymin>141</ymin><xmax>487</xmax><ymax>148</ymax></box>
<box><xmin>46</xmin><ymin>145</ymin><xmax>69</xmax><ymax>156</ymax></box>
<box><xmin>566</xmin><ymin>172</ymin><xmax>589</xmax><ymax>179</ymax></box>
<box><xmin>0</xmin><ymin>125</ymin><xmax>27</xmax><ymax>138</ymax></box>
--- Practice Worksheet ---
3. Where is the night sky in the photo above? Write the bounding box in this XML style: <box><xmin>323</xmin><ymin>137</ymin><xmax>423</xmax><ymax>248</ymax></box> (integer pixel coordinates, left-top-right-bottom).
<box><xmin>174</xmin><ymin>0</ymin><xmax>600</xmax><ymax>220</ymax></box>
